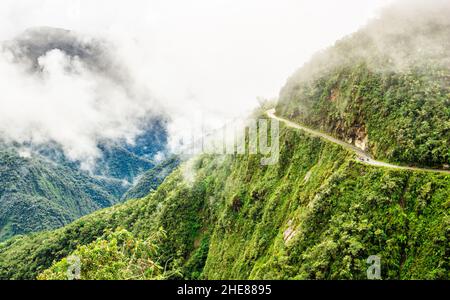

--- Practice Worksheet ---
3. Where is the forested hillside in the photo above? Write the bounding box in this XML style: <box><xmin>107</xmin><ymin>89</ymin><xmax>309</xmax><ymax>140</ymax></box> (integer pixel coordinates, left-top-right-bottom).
<box><xmin>0</xmin><ymin>2</ymin><xmax>449</xmax><ymax>280</ymax></box>
<box><xmin>1</xmin><ymin>122</ymin><xmax>448</xmax><ymax>279</ymax></box>
<box><xmin>0</xmin><ymin>28</ymin><xmax>170</xmax><ymax>241</ymax></box>
<box><xmin>277</xmin><ymin>2</ymin><xmax>450</xmax><ymax>168</ymax></box>
<box><xmin>0</xmin><ymin>131</ymin><xmax>171</xmax><ymax>241</ymax></box>
<box><xmin>94</xmin><ymin>119</ymin><xmax>169</xmax><ymax>183</ymax></box>
<box><xmin>0</xmin><ymin>149</ymin><xmax>119</xmax><ymax>241</ymax></box>
<box><xmin>122</xmin><ymin>156</ymin><xmax>180</xmax><ymax>200</ymax></box>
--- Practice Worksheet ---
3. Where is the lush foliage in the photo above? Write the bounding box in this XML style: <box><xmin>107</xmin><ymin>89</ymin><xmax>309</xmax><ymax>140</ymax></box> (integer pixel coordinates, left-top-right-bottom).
<box><xmin>1</xmin><ymin>125</ymin><xmax>448</xmax><ymax>280</ymax></box>
<box><xmin>122</xmin><ymin>156</ymin><xmax>180</xmax><ymax>200</ymax></box>
<box><xmin>1</xmin><ymin>6</ymin><xmax>449</xmax><ymax>280</ymax></box>
<box><xmin>277</xmin><ymin>8</ymin><xmax>450</xmax><ymax>168</ymax></box>
<box><xmin>0</xmin><ymin>149</ymin><xmax>118</xmax><ymax>241</ymax></box>
<box><xmin>38</xmin><ymin>228</ymin><xmax>176</xmax><ymax>280</ymax></box>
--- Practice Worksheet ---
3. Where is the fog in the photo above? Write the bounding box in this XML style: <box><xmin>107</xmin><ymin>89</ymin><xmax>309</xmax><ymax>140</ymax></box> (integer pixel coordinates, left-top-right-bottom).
<box><xmin>368</xmin><ymin>0</ymin><xmax>450</xmax><ymax>70</ymax></box>
<box><xmin>0</xmin><ymin>0</ymin><xmax>394</xmax><ymax>166</ymax></box>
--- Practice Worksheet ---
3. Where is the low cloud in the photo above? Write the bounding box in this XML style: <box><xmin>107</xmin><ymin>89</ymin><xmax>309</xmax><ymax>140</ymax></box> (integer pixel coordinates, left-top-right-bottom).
<box><xmin>0</xmin><ymin>0</ymin><xmax>396</xmax><ymax>167</ymax></box>
<box><xmin>0</xmin><ymin>28</ymin><xmax>161</xmax><ymax>169</ymax></box>
<box><xmin>290</xmin><ymin>0</ymin><xmax>450</xmax><ymax>83</ymax></box>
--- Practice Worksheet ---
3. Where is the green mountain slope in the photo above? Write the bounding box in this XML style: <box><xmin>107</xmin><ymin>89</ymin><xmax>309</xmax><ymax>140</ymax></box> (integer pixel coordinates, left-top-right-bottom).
<box><xmin>1</xmin><ymin>122</ymin><xmax>448</xmax><ymax>279</ymax></box>
<box><xmin>122</xmin><ymin>156</ymin><xmax>180</xmax><ymax>201</ymax></box>
<box><xmin>0</xmin><ymin>149</ymin><xmax>119</xmax><ymax>241</ymax></box>
<box><xmin>277</xmin><ymin>2</ymin><xmax>450</xmax><ymax>168</ymax></box>
<box><xmin>0</xmin><ymin>26</ymin><xmax>171</xmax><ymax>241</ymax></box>
<box><xmin>1</xmin><ymin>2</ymin><xmax>449</xmax><ymax>280</ymax></box>
<box><xmin>0</xmin><ymin>130</ymin><xmax>170</xmax><ymax>241</ymax></box>
<box><xmin>94</xmin><ymin>119</ymin><xmax>169</xmax><ymax>183</ymax></box>
<box><xmin>95</xmin><ymin>144</ymin><xmax>154</xmax><ymax>184</ymax></box>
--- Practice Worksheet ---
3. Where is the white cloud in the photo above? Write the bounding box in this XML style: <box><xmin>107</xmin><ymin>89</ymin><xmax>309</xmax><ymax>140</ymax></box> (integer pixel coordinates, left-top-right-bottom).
<box><xmin>0</xmin><ymin>41</ymin><xmax>158</xmax><ymax>169</ymax></box>
<box><xmin>0</xmin><ymin>0</ymin><xmax>394</xmax><ymax>164</ymax></box>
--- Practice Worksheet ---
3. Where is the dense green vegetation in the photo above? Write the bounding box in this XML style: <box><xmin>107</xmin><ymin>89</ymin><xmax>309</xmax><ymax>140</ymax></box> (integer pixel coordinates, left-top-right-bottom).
<box><xmin>0</xmin><ymin>118</ymin><xmax>169</xmax><ymax>241</ymax></box>
<box><xmin>122</xmin><ymin>156</ymin><xmax>180</xmax><ymax>200</ymax></box>
<box><xmin>37</xmin><ymin>228</ymin><xmax>176</xmax><ymax>280</ymax></box>
<box><xmin>1</xmin><ymin>124</ymin><xmax>448</xmax><ymax>279</ymax></box>
<box><xmin>277</xmin><ymin>6</ymin><xmax>450</xmax><ymax>168</ymax></box>
<box><xmin>0</xmin><ymin>149</ymin><xmax>119</xmax><ymax>241</ymax></box>
<box><xmin>1</xmin><ymin>4</ymin><xmax>448</xmax><ymax>280</ymax></box>
<box><xmin>95</xmin><ymin>120</ymin><xmax>168</xmax><ymax>183</ymax></box>
<box><xmin>95</xmin><ymin>144</ymin><xmax>154</xmax><ymax>184</ymax></box>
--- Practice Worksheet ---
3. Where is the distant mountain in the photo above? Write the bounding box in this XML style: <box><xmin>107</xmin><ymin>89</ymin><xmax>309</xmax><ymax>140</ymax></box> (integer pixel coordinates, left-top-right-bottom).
<box><xmin>95</xmin><ymin>119</ymin><xmax>169</xmax><ymax>183</ymax></box>
<box><xmin>122</xmin><ymin>156</ymin><xmax>180</xmax><ymax>200</ymax></box>
<box><xmin>276</xmin><ymin>1</ymin><xmax>450</xmax><ymax>168</ymax></box>
<box><xmin>0</xmin><ymin>119</ymin><xmax>169</xmax><ymax>241</ymax></box>
<box><xmin>2</xmin><ymin>27</ymin><xmax>126</xmax><ymax>84</ymax></box>
<box><xmin>23</xmin><ymin>118</ymin><xmax>169</xmax><ymax>185</ymax></box>
<box><xmin>1</xmin><ymin>3</ymin><xmax>448</xmax><ymax>280</ymax></box>
<box><xmin>0</xmin><ymin>28</ymin><xmax>170</xmax><ymax>241</ymax></box>
<box><xmin>0</xmin><ymin>148</ymin><xmax>120</xmax><ymax>241</ymax></box>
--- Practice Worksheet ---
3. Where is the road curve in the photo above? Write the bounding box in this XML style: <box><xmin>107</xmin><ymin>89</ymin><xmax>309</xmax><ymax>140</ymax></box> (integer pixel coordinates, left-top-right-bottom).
<box><xmin>266</xmin><ymin>109</ymin><xmax>450</xmax><ymax>175</ymax></box>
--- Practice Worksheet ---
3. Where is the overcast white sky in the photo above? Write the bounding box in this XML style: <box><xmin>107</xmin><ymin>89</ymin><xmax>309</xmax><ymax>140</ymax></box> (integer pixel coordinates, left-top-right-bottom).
<box><xmin>0</xmin><ymin>0</ymin><xmax>394</xmax><ymax>163</ymax></box>
<box><xmin>0</xmin><ymin>0</ymin><xmax>393</xmax><ymax>114</ymax></box>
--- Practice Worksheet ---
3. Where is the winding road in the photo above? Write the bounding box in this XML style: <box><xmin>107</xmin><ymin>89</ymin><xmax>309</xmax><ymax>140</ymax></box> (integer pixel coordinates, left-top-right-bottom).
<box><xmin>266</xmin><ymin>109</ymin><xmax>450</xmax><ymax>175</ymax></box>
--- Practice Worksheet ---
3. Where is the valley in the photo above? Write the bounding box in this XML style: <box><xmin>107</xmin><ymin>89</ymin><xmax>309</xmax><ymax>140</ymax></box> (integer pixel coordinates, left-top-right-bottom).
<box><xmin>0</xmin><ymin>0</ymin><xmax>448</xmax><ymax>282</ymax></box>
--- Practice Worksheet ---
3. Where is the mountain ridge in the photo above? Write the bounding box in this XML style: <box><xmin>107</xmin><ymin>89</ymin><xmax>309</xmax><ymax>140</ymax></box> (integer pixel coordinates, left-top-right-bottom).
<box><xmin>1</xmin><ymin>118</ymin><xmax>448</xmax><ymax>279</ymax></box>
<box><xmin>0</xmin><ymin>27</ymin><xmax>170</xmax><ymax>240</ymax></box>
<box><xmin>0</xmin><ymin>3</ymin><xmax>449</xmax><ymax>280</ymax></box>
